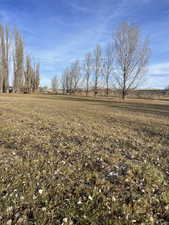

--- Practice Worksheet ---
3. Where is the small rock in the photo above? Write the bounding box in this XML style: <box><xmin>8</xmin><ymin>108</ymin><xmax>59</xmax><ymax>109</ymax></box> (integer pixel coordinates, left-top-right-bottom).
<box><xmin>15</xmin><ymin>212</ymin><xmax>20</xmax><ymax>218</ymax></box>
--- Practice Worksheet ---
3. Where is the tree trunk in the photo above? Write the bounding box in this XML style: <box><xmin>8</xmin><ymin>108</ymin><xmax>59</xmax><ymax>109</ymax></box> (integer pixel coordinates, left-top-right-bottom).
<box><xmin>122</xmin><ymin>71</ymin><xmax>126</xmax><ymax>100</ymax></box>
<box><xmin>122</xmin><ymin>88</ymin><xmax>126</xmax><ymax>100</ymax></box>
<box><xmin>86</xmin><ymin>81</ymin><xmax>89</xmax><ymax>96</ymax></box>
<box><xmin>106</xmin><ymin>80</ymin><xmax>109</xmax><ymax>96</ymax></box>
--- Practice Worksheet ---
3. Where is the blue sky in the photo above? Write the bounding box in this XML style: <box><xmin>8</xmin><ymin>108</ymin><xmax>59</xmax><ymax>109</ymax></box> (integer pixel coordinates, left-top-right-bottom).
<box><xmin>0</xmin><ymin>0</ymin><xmax>169</xmax><ymax>88</ymax></box>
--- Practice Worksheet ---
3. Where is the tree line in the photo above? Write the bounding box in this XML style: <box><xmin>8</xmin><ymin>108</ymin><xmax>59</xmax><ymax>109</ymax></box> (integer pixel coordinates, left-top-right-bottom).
<box><xmin>51</xmin><ymin>22</ymin><xmax>150</xmax><ymax>99</ymax></box>
<box><xmin>0</xmin><ymin>25</ymin><xmax>40</xmax><ymax>94</ymax></box>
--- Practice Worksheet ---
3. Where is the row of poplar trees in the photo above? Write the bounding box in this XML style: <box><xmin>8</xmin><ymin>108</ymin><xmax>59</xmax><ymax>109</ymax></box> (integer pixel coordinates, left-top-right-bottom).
<box><xmin>0</xmin><ymin>24</ymin><xmax>40</xmax><ymax>93</ymax></box>
<box><xmin>59</xmin><ymin>22</ymin><xmax>150</xmax><ymax>99</ymax></box>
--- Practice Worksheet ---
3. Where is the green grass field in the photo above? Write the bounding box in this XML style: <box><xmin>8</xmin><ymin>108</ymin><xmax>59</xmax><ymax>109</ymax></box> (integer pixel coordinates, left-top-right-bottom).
<box><xmin>0</xmin><ymin>94</ymin><xmax>169</xmax><ymax>225</ymax></box>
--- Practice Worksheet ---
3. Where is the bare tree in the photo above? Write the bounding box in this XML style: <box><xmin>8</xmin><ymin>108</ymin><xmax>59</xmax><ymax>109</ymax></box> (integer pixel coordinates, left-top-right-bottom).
<box><xmin>51</xmin><ymin>75</ymin><xmax>58</xmax><ymax>92</ymax></box>
<box><xmin>83</xmin><ymin>52</ymin><xmax>92</xmax><ymax>96</ymax></box>
<box><xmin>61</xmin><ymin>61</ymin><xmax>81</xmax><ymax>95</ymax></box>
<box><xmin>93</xmin><ymin>44</ymin><xmax>102</xmax><ymax>96</ymax></box>
<box><xmin>24</xmin><ymin>55</ymin><xmax>32</xmax><ymax>93</ymax></box>
<box><xmin>70</xmin><ymin>60</ymin><xmax>81</xmax><ymax>93</ymax></box>
<box><xmin>102</xmin><ymin>43</ymin><xmax>114</xmax><ymax>96</ymax></box>
<box><xmin>61</xmin><ymin>68</ymin><xmax>71</xmax><ymax>94</ymax></box>
<box><xmin>13</xmin><ymin>29</ymin><xmax>24</xmax><ymax>93</ymax></box>
<box><xmin>114</xmin><ymin>22</ymin><xmax>150</xmax><ymax>99</ymax></box>
<box><xmin>34</xmin><ymin>63</ymin><xmax>40</xmax><ymax>92</ymax></box>
<box><xmin>0</xmin><ymin>25</ymin><xmax>4</xmax><ymax>93</ymax></box>
<box><xmin>61</xmin><ymin>70</ymin><xmax>67</xmax><ymax>94</ymax></box>
<box><xmin>65</xmin><ymin>68</ymin><xmax>72</xmax><ymax>94</ymax></box>
<box><xmin>0</xmin><ymin>25</ymin><xmax>40</xmax><ymax>94</ymax></box>
<box><xmin>24</xmin><ymin>56</ymin><xmax>40</xmax><ymax>93</ymax></box>
<box><xmin>30</xmin><ymin>61</ymin><xmax>40</xmax><ymax>93</ymax></box>
<box><xmin>0</xmin><ymin>25</ymin><xmax>10</xmax><ymax>93</ymax></box>
<box><xmin>3</xmin><ymin>25</ymin><xmax>10</xmax><ymax>93</ymax></box>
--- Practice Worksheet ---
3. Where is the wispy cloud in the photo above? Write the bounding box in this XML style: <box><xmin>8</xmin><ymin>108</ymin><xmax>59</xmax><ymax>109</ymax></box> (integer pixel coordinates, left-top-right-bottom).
<box><xmin>68</xmin><ymin>1</ymin><xmax>97</xmax><ymax>14</ymax></box>
<box><xmin>149</xmin><ymin>63</ymin><xmax>169</xmax><ymax>75</ymax></box>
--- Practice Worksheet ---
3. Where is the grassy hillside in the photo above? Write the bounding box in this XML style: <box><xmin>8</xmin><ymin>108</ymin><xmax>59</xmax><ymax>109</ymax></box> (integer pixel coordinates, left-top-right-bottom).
<box><xmin>0</xmin><ymin>94</ymin><xmax>169</xmax><ymax>225</ymax></box>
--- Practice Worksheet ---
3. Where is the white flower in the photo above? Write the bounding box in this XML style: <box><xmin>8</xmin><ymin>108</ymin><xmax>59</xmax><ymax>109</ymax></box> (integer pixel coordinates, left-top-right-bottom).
<box><xmin>7</xmin><ymin>219</ymin><xmax>12</xmax><ymax>225</ymax></box>
<box><xmin>149</xmin><ymin>216</ymin><xmax>154</xmax><ymax>223</ymax></box>
<box><xmin>88</xmin><ymin>195</ymin><xmax>93</xmax><ymax>200</ymax></box>
<box><xmin>42</xmin><ymin>207</ymin><xmax>46</xmax><ymax>211</ymax></box>
<box><xmin>109</xmin><ymin>172</ymin><xmax>118</xmax><ymax>176</ymax></box>
<box><xmin>165</xmin><ymin>205</ymin><xmax>169</xmax><ymax>210</ymax></box>
<box><xmin>112</xmin><ymin>196</ymin><xmax>116</xmax><ymax>202</ymax></box>
<box><xmin>63</xmin><ymin>217</ymin><xmax>68</xmax><ymax>223</ymax></box>
<box><xmin>20</xmin><ymin>196</ymin><xmax>24</xmax><ymax>200</ymax></box>
<box><xmin>38</xmin><ymin>189</ymin><xmax>43</xmax><ymax>194</ymax></box>
<box><xmin>7</xmin><ymin>206</ymin><xmax>13</xmax><ymax>213</ymax></box>
<box><xmin>126</xmin><ymin>214</ymin><xmax>129</xmax><ymax>220</ymax></box>
<box><xmin>33</xmin><ymin>194</ymin><xmax>37</xmax><ymax>200</ymax></box>
<box><xmin>77</xmin><ymin>200</ymin><xmax>82</xmax><ymax>204</ymax></box>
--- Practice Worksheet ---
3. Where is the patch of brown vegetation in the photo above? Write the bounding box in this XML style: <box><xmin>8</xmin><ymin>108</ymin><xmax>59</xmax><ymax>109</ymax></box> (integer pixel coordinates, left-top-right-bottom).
<box><xmin>0</xmin><ymin>94</ymin><xmax>169</xmax><ymax>224</ymax></box>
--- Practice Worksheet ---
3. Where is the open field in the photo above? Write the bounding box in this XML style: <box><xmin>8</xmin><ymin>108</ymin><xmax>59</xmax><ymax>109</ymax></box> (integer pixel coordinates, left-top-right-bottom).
<box><xmin>0</xmin><ymin>94</ymin><xmax>169</xmax><ymax>225</ymax></box>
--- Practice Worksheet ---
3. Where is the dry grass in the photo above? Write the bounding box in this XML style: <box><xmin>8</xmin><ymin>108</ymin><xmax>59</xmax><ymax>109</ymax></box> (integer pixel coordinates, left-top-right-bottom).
<box><xmin>0</xmin><ymin>94</ymin><xmax>169</xmax><ymax>225</ymax></box>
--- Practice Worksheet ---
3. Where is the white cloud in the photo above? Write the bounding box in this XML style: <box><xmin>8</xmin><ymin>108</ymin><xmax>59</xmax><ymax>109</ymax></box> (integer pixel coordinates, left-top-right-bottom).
<box><xmin>142</xmin><ymin>62</ymin><xmax>169</xmax><ymax>88</ymax></box>
<box><xmin>149</xmin><ymin>62</ymin><xmax>169</xmax><ymax>75</ymax></box>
